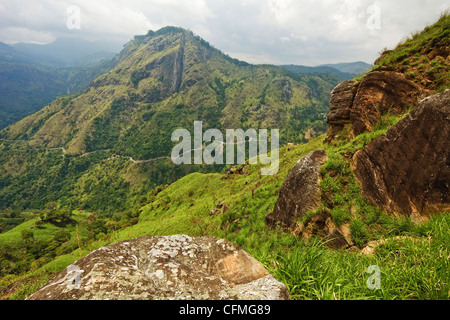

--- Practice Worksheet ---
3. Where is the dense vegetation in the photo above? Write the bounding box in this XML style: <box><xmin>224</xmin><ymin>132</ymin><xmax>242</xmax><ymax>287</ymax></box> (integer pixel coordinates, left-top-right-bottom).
<box><xmin>0</xmin><ymin>27</ymin><xmax>340</xmax><ymax>214</ymax></box>
<box><xmin>0</xmin><ymin>15</ymin><xmax>449</xmax><ymax>300</ymax></box>
<box><xmin>280</xmin><ymin>64</ymin><xmax>358</xmax><ymax>81</ymax></box>
<box><xmin>0</xmin><ymin>62</ymin><xmax>66</xmax><ymax>129</ymax></box>
<box><xmin>0</xmin><ymin>44</ymin><xmax>119</xmax><ymax>130</ymax></box>
<box><xmin>1</xmin><ymin>127</ymin><xmax>448</xmax><ymax>299</ymax></box>
<box><xmin>0</xmin><ymin>62</ymin><xmax>120</xmax><ymax>130</ymax></box>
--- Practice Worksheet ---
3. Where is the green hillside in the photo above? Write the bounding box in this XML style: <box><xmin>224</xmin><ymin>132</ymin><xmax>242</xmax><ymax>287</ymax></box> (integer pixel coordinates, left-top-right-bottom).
<box><xmin>1</xmin><ymin>130</ymin><xmax>448</xmax><ymax>300</ymax></box>
<box><xmin>0</xmin><ymin>62</ymin><xmax>119</xmax><ymax>130</ymax></box>
<box><xmin>0</xmin><ymin>27</ymin><xmax>340</xmax><ymax>213</ymax></box>
<box><xmin>0</xmin><ymin>62</ymin><xmax>67</xmax><ymax>129</ymax></box>
<box><xmin>0</xmin><ymin>14</ymin><xmax>449</xmax><ymax>301</ymax></box>
<box><xmin>372</xmin><ymin>12</ymin><xmax>449</xmax><ymax>92</ymax></box>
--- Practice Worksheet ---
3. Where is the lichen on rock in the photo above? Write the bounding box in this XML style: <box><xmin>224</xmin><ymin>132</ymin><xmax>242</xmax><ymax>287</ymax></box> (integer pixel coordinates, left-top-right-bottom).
<box><xmin>26</xmin><ymin>235</ymin><xmax>291</xmax><ymax>300</ymax></box>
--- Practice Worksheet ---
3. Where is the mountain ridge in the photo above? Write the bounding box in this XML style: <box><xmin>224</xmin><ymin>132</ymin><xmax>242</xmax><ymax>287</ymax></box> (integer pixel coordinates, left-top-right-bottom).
<box><xmin>0</xmin><ymin>40</ymin><xmax>121</xmax><ymax>130</ymax></box>
<box><xmin>0</xmin><ymin>14</ymin><xmax>449</xmax><ymax>301</ymax></box>
<box><xmin>0</xmin><ymin>26</ymin><xmax>340</xmax><ymax>213</ymax></box>
<box><xmin>10</xmin><ymin>38</ymin><xmax>120</xmax><ymax>68</ymax></box>
<box><xmin>1</xmin><ymin>27</ymin><xmax>338</xmax><ymax>156</ymax></box>
<box><xmin>281</xmin><ymin>61</ymin><xmax>372</xmax><ymax>81</ymax></box>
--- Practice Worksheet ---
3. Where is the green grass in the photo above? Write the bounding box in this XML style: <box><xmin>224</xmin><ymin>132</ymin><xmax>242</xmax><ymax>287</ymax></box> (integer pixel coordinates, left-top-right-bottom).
<box><xmin>0</xmin><ymin>211</ymin><xmax>88</xmax><ymax>245</ymax></box>
<box><xmin>2</xmin><ymin>130</ymin><xmax>448</xmax><ymax>300</ymax></box>
<box><xmin>371</xmin><ymin>11</ymin><xmax>449</xmax><ymax>91</ymax></box>
<box><xmin>1</xmin><ymin>14</ymin><xmax>449</xmax><ymax>300</ymax></box>
<box><xmin>1</xmin><ymin>99</ymin><xmax>448</xmax><ymax>301</ymax></box>
<box><xmin>270</xmin><ymin>214</ymin><xmax>449</xmax><ymax>300</ymax></box>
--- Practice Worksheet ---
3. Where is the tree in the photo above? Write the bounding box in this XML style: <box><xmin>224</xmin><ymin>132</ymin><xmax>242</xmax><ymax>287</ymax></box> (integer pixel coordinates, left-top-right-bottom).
<box><xmin>39</xmin><ymin>202</ymin><xmax>74</xmax><ymax>227</ymax></box>
<box><xmin>21</xmin><ymin>229</ymin><xmax>35</xmax><ymax>245</ymax></box>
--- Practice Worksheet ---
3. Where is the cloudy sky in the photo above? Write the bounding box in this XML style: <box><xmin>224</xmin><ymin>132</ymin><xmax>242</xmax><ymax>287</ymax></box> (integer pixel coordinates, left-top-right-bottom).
<box><xmin>0</xmin><ymin>0</ymin><xmax>448</xmax><ymax>65</ymax></box>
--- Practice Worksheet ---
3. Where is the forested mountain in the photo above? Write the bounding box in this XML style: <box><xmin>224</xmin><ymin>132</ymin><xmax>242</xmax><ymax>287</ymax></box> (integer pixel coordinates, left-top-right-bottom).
<box><xmin>320</xmin><ymin>61</ymin><xmax>372</xmax><ymax>75</ymax></box>
<box><xmin>0</xmin><ymin>26</ymin><xmax>340</xmax><ymax>213</ymax></box>
<box><xmin>0</xmin><ymin>12</ymin><xmax>449</xmax><ymax>301</ymax></box>
<box><xmin>280</xmin><ymin>62</ymin><xmax>372</xmax><ymax>81</ymax></box>
<box><xmin>11</xmin><ymin>38</ymin><xmax>119</xmax><ymax>68</ymax></box>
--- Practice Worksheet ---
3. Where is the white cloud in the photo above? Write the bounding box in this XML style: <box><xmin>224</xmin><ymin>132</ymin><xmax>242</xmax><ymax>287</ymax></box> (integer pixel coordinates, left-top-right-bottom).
<box><xmin>0</xmin><ymin>0</ymin><xmax>214</xmax><ymax>44</ymax></box>
<box><xmin>0</xmin><ymin>27</ymin><xmax>55</xmax><ymax>44</ymax></box>
<box><xmin>0</xmin><ymin>0</ymin><xmax>448</xmax><ymax>65</ymax></box>
<box><xmin>77</xmin><ymin>1</ymin><xmax>155</xmax><ymax>37</ymax></box>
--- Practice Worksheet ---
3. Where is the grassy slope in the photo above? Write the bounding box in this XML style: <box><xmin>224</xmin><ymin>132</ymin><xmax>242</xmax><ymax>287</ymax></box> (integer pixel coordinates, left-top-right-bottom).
<box><xmin>0</xmin><ymin>211</ymin><xmax>89</xmax><ymax>245</ymax></box>
<box><xmin>2</xmin><ymin>128</ymin><xmax>448</xmax><ymax>300</ymax></box>
<box><xmin>370</xmin><ymin>12</ymin><xmax>449</xmax><ymax>92</ymax></box>
<box><xmin>1</xmin><ymin>16</ymin><xmax>449</xmax><ymax>300</ymax></box>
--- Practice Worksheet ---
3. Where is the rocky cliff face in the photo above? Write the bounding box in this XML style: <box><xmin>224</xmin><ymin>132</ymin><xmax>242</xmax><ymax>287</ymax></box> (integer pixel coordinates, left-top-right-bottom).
<box><xmin>26</xmin><ymin>235</ymin><xmax>290</xmax><ymax>300</ymax></box>
<box><xmin>352</xmin><ymin>90</ymin><xmax>450</xmax><ymax>222</ymax></box>
<box><xmin>268</xmin><ymin>49</ymin><xmax>448</xmax><ymax>246</ymax></box>
<box><xmin>327</xmin><ymin>71</ymin><xmax>426</xmax><ymax>142</ymax></box>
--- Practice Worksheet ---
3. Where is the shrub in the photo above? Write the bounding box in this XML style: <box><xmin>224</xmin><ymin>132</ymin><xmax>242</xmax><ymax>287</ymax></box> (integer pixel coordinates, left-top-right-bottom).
<box><xmin>39</xmin><ymin>202</ymin><xmax>74</xmax><ymax>227</ymax></box>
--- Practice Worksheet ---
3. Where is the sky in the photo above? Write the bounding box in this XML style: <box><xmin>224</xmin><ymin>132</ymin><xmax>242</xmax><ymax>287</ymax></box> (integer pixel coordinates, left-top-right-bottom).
<box><xmin>0</xmin><ymin>0</ymin><xmax>448</xmax><ymax>66</ymax></box>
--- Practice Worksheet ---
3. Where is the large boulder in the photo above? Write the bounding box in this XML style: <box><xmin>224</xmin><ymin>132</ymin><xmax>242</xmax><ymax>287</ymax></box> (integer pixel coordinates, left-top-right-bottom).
<box><xmin>352</xmin><ymin>90</ymin><xmax>450</xmax><ymax>222</ymax></box>
<box><xmin>327</xmin><ymin>71</ymin><xmax>425</xmax><ymax>142</ymax></box>
<box><xmin>26</xmin><ymin>235</ymin><xmax>290</xmax><ymax>300</ymax></box>
<box><xmin>265</xmin><ymin>150</ymin><xmax>353</xmax><ymax>249</ymax></box>
<box><xmin>350</xmin><ymin>71</ymin><xmax>424</xmax><ymax>135</ymax></box>
<box><xmin>265</xmin><ymin>150</ymin><xmax>328</xmax><ymax>231</ymax></box>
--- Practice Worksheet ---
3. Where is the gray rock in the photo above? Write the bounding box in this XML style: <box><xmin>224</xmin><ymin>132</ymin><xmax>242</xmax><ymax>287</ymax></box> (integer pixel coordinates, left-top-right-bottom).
<box><xmin>265</xmin><ymin>150</ymin><xmax>328</xmax><ymax>232</ymax></box>
<box><xmin>26</xmin><ymin>235</ymin><xmax>291</xmax><ymax>300</ymax></box>
<box><xmin>326</xmin><ymin>80</ymin><xmax>358</xmax><ymax>143</ymax></box>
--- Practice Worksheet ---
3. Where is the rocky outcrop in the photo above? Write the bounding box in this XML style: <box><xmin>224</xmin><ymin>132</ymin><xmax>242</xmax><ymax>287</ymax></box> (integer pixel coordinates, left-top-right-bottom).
<box><xmin>352</xmin><ymin>90</ymin><xmax>450</xmax><ymax>222</ymax></box>
<box><xmin>350</xmin><ymin>71</ymin><xmax>424</xmax><ymax>135</ymax></box>
<box><xmin>298</xmin><ymin>212</ymin><xmax>353</xmax><ymax>249</ymax></box>
<box><xmin>327</xmin><ymin>71</ymin><xmax>425</xmax><ymax>142</ymax></box>
<box><xmin>265</xmin><ymin>150</ymin><xmax>328</xmax><ymax>231</ymax></box>
<box><xmin>326</xmin><ymin>80</ymin><xmax>358</xmax><ymax>142</ymax></box>
<box><xmin>265</xmin><ymin>150</ymin><xmax>354</xmax><ymax>249</ymax></box>
<box><xmin>26</xmin><ymin>235</ymin><xmax>290</xmax><ymax>300</ymax></box>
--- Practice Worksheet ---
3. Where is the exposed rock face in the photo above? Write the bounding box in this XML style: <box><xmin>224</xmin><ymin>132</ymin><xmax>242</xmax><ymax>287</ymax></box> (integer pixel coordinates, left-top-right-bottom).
<box><xmin>327</xmin><ymin>71</ymin><xmax>425</xmax><ymax>142</ymax></box>
<box><xmin>26</xmin><ymin>235</ymin><xmax>290</xmax><ymax>300</ymax></box>
<box><xmin>298</xmin><ymin>213</ymin><xmax>353</xmax><ymax>249</ymax></box>
<box><xmin>265</xmin><ymin>150</ymin><xmax>353</xmax><ymax>249</ymax></box>
<box><xmin>352</xmin><ymin>90</ymin><xmax>450</xmax><ymax>221</ymax></box>
<box><xmin>350</xmin><ymin>71</ymin><xmax>424</xmax><ymax>135</ymax></box>
<box><xmin>265</xmin><ymin>150</ymin><xmax>328</xmax><ymax>231</ymax></box>
<box><xmin>326</xmin><ymin>80</ymin><xmax>358</xmax><ymax>142</ymax></box>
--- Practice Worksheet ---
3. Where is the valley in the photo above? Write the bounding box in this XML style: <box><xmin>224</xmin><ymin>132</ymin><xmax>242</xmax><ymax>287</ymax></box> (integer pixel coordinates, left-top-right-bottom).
<box><xmin>0</xmin><ymin>12</ymin><xmax>449</xmax><ymax>301</ymax></box>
